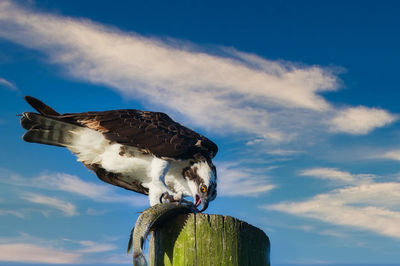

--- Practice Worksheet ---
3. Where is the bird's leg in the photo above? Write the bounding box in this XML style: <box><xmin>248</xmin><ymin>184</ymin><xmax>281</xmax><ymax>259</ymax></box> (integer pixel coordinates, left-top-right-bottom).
<box><xmin>176</xmin><ymin>192</ymin><xmax>194</xmax><ymax>206</ymax></box>
<box><xmin>173</xmin><ymin>191</ymin><xmax>183</xmax><ymax>202</ymax></box>
<box><xmin>173</xmin><ymin>191</ymin><xmax>192</xmax><ymax>205</ymax></box>
<box><xmin>160</xmin><ymin>192</ymin><xmax>175</xmax><ymax>202</ymax></box>
<box><xmin>161</xmin><ymin>191</ymin><xmax>183</xmax><ymax>203</ymax></box>
<box><xmin>148</xmin><ymin>157</ymin><xmax>173</xmax><ymax>206</ymax></box>
<box><xmin>160</xmin><ymin>191</ymin><xmax>194</xmax><ymax>206</ymax></box>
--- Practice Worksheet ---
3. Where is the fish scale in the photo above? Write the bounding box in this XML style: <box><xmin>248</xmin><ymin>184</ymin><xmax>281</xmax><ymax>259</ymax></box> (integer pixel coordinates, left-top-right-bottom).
<box><xmin>128</xmin><ymin>203</ymin><xmax>197</xmax><ymax>266</ymax></box>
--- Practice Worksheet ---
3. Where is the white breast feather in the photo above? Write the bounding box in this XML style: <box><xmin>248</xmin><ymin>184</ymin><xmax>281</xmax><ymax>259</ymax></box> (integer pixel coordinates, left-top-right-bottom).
<box><xmin>165</xmin><ymin>161</ymin><xmax>193</xmax><ymax>195</ymax></box>
<box><xmin>67</xmin><ymin>128</ymin><xmax>151</xmax><ymax>182</ymax></box>
<box><xmin>66</xmin><ymin>127</ymin><xmax>193</xmax><ymax>196</ymax></box>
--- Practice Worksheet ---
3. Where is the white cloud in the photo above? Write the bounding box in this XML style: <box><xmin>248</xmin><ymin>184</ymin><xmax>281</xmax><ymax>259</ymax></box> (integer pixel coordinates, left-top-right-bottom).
<box><xmin>328</xmin><ymin>106</ymin><xmax>397</xmax><ymax>135</ymax></box>
<box><xmin>86</xmin><ymin>208</ymin><xmax>108</xmax><ymax>216</ymax></box>
<box><xmin>0</xmin><ymin>209</ymin><xmax>24</xmax><ymax>218</ymax></box>
<box><xmin>21</xmin><ymin>193</ymin><xmax>78</xmax><ymax>216</ymax></box>
<box><xmin>0</xmin><ymin>234</ymin><xmax>120</xmax><ymax>264</ymax></box>
<box><xmin>300</xmin><ymin>167</ymin><xmax>355</xmax><ymax>183</ymax></box>
<box><xmin>36</xmin><ymin>172</ymin><xmax>148</xmax><ymax>206</ymax></box>
<box><xmin>260</xmin><ymin>218</ymin><xmax>314</xmax><ymax>232</ymax></box>
<box><xmin>264</xmin><ymin>181</ymin><xmax>400</xmax><ymax>239</ymax></box>
<box><xmin>218</xmin><ymin>163</ymin><xmax>275</xmax><ymax>196</ymax></box>
<box><xmin>78</xmin><ymin>240</ymin><xmax>117</xmax><ymax>253</ymax></box>
<box><xmin>299</xmin><ymin>167</ymin><xmax>374</xmax><ymax>185</ymax></box>
<box><xmin>0</xmin><ymin>169</ymin><xmax>147</xmax><ymax>207</ymax></box>
<box><xmin>0</xmin><ymin>243</ymin><xmax>80</xmax><ymax>264</ymax></box>
<box><xmin>0</xmin><ymin>1</ymin><xmax>337</xmax><ymax>112</ymax></box>
<box><xmin>0</xmin><ymin>77</ymin><xmax>18</xmax><ymax>91</ymax></box>
<box><xmin>267</xmin><ymin>149</ymin><xmax>304</xmax><ymax>156</ymax></box>
<box><xmin>377</xmin><ymin>150</ymin><xmax>400</xmax><ymax>161</ymax></box>
<box><xmin>319</xmin><ymin>229</ymin><xmax>348</xmax><ymax>238</ymax></box>
<box><xmin>1</xmin><ymin>0</ymin><xmax>393</xmax><ymax>146</ymax></box>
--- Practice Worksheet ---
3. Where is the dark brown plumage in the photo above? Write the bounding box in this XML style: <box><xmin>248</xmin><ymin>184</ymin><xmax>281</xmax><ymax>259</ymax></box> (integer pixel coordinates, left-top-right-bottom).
<box><xmin>23</xmin><ymin>96</ymin><xmax>218</xmax><ymax>160</ymax></box>
<box><xmin>58</xmin><ymin>110</ymin><xmax>218</xmax><ymax>160</ymax></box>
<box><xmin>21</xmin><ymin>96</ymin><xmax>218</xmax><ymax>194</ymax></box>
<box><xmin>24</xmin><ymin>96</ymin><xmax>60</xmax><ymax>116</ymax></box>
<box><xmin>21</xmin><ymin>96</ymin><xmax>218</xmax><ymax>207</ymax></box>
<box><xmin>84</xmin><ymin>163</ymin><xmax>149</xmax><ymax>195</ymax></box>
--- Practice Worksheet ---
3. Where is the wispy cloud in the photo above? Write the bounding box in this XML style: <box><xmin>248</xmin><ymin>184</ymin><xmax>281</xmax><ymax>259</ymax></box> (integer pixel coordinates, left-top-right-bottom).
<box><xmin>86</xmin><ymin>208</ymin><xmax>108</xmax><ymax>216</ymax></box>
<box><xmin>218</xmin><ymin>163</ymin><xmax>275</xmax><ymax>196</ymax></box>
<box><xmin>319</xmin><ymin>229</ymin><xmax>348</xmax><ymax>239</ymax></box>
<box><xmin>328</xmin><ymin>106</ymin><xmax>397</xmax><ymax>135</ymax></box>
<box><xmin>0</xmin><ymin>164</ymin><xmax>274</xmax><ymax>202</ymax></box>
<box><xmin>0</xmin><ymin>234</ymin><xmax>122</xmax><ymax>264</ymax></box>
<box><xmin>264</xmin><ymin>167</ymin><xmax>400</xmax><ymax>239</ymax></box>
<box><xmin>375</xmin><ymin>149</ymin><xmax>400</xmax><ymax>161</ymax></box>
<box><xmin>61</xmin><ymin>238</ymin><xmax>118</xmax><ymax>254</ymax></box>
<box><xmin>21</xmin><ymin>193</ymin><xmax>78</xmax><ymax>216</ymax></box>
<box><xmin>78</xmin><ymin>240</ymin><xmax>117</xmax><ymax>253</ymax></box>
<box><xmin>0</xmin><ymin>242</ymin><xmax>80</xmax><ymax>264</ymax></box>
<box><xmin>300</xmin><ymin>167</ymin><xmax>375</xmax><ymax>185</ymax></box>
<box><xmin>0</xmin><ymin>169</ymin><xmax>147</xmax><ymax>207</ymax></box>
<box><xmin>0</xmin><ymin>0</ymin><xmax>394</xmax><ymax>147</ymax></box>
<box><xmin>0</xmin><ymin>209</ymin><xmax>24</xmax><ymax>218</ymax></box>
<box><xmin>36</xmin><ymin>172</ymin><xmax>148</xmax><ymax>206</ymax></box>
<box><xmin>0</xmin><ymin>77</ymin><xmax>18</xmax><ymax>91</ymax></box>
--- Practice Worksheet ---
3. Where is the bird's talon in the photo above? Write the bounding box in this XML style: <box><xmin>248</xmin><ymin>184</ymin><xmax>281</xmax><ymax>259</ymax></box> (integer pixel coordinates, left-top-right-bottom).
<box><xmin>159</xmin><ymin>192</ymin><xmax>167</xmax><ymax>203</ymax></box>
<box><xmin>159</xmin><ymin>192</ymin><xmax>194</xmax><ymax>207</ymax></box>
<box><xmin>159</xmin><ymin>192</ymin><xmax>174</xmax><ymax>203</ymax></box>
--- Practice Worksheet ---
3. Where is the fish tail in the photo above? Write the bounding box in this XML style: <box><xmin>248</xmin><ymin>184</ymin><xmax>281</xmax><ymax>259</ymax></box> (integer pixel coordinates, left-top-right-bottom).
<box><xmin>133</xmin><ymin>252</ymin><xmax>147</xmax><ymax>266</ymax></box>
<box><xmin>127</xmin><ymin>227</ymin><xmax>134</xmax><ymax>255</ymax></box>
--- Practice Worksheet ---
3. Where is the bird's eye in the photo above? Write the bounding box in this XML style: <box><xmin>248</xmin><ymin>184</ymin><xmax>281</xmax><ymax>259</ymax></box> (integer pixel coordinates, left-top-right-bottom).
<box><xmin>200</xmin><ymin>185</ymin><xmax>207</xmax><ymax>193</ymax></box>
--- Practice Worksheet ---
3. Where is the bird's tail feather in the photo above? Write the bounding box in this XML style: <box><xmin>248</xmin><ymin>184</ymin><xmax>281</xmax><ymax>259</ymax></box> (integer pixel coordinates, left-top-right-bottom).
<box><xmin>21</xmin><ymin>112</ymin><xmax>81</xmax><ymax>147</ymax></box>
<box><xmin>24</xmin><ymin>96</ymin><xmax>60</xmax><ymax>116</ymax></box>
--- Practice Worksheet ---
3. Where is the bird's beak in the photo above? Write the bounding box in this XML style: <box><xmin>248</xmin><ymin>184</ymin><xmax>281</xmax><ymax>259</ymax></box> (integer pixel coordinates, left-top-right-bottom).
<box><xmin>194</xmin><ymin>195</ymin><xmax>209</xmax><ymax>212</ymax></box>
<box><xmin>199</xmin><ymin>198</ymin><xmax>208</xmax><ymax>212</ymax></box>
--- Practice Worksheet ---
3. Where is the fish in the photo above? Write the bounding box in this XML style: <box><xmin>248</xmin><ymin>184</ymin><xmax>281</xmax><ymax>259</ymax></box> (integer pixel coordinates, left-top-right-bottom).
<box><xmin>127</xmin><ymin>202</ymin><xmax>198</xmax><ymax>266</ymax></box>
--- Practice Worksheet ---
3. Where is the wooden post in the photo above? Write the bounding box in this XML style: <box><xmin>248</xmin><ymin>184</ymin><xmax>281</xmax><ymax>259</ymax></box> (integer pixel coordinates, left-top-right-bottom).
<box><xmin>148</xmin><ymin>213</ymin><xmax>270</xmax><ymax>266</ymax></box>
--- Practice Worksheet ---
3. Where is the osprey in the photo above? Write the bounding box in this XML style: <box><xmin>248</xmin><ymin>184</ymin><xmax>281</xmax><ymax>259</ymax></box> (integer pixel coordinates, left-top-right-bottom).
<box><xmin>20</xmin><ymin>96</ymin><xmax>217</xmax><ymax>211</ymax></box>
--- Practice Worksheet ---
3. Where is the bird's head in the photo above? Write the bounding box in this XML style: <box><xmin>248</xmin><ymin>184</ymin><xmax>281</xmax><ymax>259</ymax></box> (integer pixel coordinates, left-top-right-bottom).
<box><xmin>183</xmin><ymin>159</ymin><xmax>217</xmax><ymax>212</ymax></box>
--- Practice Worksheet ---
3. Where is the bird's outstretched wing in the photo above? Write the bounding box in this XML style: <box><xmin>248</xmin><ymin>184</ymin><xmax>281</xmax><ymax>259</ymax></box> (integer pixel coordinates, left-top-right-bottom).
<box><xmin>57</xmin><ymin>110</ymin><xmax>218</xmax><ymax>160</ymax></box>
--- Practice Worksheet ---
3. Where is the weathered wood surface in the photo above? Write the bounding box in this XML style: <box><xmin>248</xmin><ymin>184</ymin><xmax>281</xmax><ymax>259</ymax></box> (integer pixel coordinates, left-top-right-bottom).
<box><xmin>148</xmin><ymin>213</ymin><xmax>270</xmax><ymax>266</ymax></box>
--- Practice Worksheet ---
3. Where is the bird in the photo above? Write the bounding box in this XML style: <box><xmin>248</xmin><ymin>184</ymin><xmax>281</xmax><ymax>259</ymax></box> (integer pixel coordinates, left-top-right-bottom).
<box><xmin>20</xmin><ymin>96</ymin><xmax>218</xmax><ymax>212</ymax></box>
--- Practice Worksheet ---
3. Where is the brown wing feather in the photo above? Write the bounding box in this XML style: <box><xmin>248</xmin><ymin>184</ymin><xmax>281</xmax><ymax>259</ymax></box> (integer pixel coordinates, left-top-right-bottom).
<box><xmin>84</xmin><ymin>163</ymin><xmax>148</xmax><ymax>195</ymax></box>
<box><xmin>24</xmin><ymin>96</ymin><xmax>60</xmax><ymax>116</ymax></box>
<box><xmin>58</xmin><ymin>109</ymin><xmax>218</xmax><ymax>160</ymax></box>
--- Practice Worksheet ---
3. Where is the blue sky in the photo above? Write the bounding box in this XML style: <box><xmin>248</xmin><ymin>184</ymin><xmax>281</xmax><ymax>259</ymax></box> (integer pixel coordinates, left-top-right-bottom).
<box><xmin>1</xmin><ymin>0</ymin><xmax>400</xmax><ymax>265</ymax></box>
